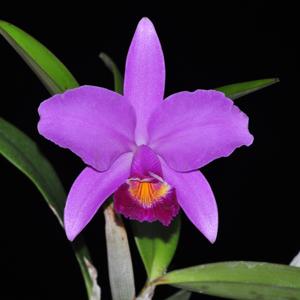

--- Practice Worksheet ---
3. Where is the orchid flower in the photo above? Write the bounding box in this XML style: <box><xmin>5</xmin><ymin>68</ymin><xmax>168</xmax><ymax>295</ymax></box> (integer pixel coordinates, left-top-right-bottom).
<box><xmin>37</xmin><ymin>17</ymin><xmax>253</xmax><ymax>243</ymax></box>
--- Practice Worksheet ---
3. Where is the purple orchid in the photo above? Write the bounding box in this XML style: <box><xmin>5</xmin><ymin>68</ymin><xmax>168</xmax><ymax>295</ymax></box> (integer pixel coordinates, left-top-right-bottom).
<box><xmin>38</xmin><ymin>18</ymin><xmax>253</xmax><ymax>243</ymax></box>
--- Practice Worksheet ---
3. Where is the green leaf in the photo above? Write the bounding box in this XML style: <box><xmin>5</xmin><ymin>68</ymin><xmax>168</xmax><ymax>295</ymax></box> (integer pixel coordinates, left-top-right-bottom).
<box><xmin>1</xmin><ymin>20</ymin><xmax>99</xmax><ymax>299</ymax></box>
<box><xmin>104</xmin><ymin>202</ymin><xmax>135</xmax><ymax>300</ymax></box>
<box><xmin>99</xmin><ymin>52</ymin><xmax>123</xmax><ymax>94</ymax></box>
<box><xmin>156</xmin><ymin>261</ymin><xmax>300</xmax><ymax>300</ymax></box>
<box><xmin>132</xmin><ymin>216</ymin><xmax>181</xmax><ymax>281</ymax></box>
<box><xmin>0</xmin><ymin>118</ymin><xmax>100</xmax><ymax>300</ymax></box>
<box><xmin>0</xmin><ymin>117</ymin><xmax>65</xmax><ymax>221</ymax></box>
<box><xmin>73</xmin><ymin>240</ymin><xmax>101</xmax><ymax>300</ymax></box>
<box><xmin>0</xmin><ymin>20</ymin><xmax>79</xmax><ymax>94</ymax></box>
<box><xmin>216</xmin><ymin>78</ymin><xmax>279</xmax><ymax>100</ymax></box>
<box><xmin>164</xmin><ymin>290</ymin><xmax>191</xmax><ymax>300</ymax></box>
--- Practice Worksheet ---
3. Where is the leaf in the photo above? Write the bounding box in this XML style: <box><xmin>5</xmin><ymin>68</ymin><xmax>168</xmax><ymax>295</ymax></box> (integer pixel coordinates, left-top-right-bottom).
<box><xmin>216</xmin><ymin>78</ymin><xmax>279</xmax><ymax>100</ymax></box>
<box><xmin>156</xmin><ymin>261</ymin><xmax>300</xmax><ymax>300</ymax></box>
<box><xmin>99</xmin><ymin>52</ymin><xmax>123</xmax><ymax>94</ymax></box>
<box><xmin>164</xmin><ymin>290</ymin><xmax>191</xmax><ymax>300</ymax></box>
<box><xmin>132</xmin><ymin>216</ymin><xmax>181</xmax><ymax>281</ymax></box>
<box><xmin>1</xmin><ymin>20</ymin><xmax>100</xmax><ymax>299</ymax></box>
<box><xmin>0</xmin><ymin>118</ymin><xmax>100</xmax><ymax>300</ymax></box>
<box><xmin>0</xmin><ymin>117</ymin><xmax>65</xmax><ymax>222</ymax></box>
<box><xmin>73</xmin><ymin>239</ymin><xmax>101</xmax><ymax>300</ymax></box>
<box><xmin>104</xmin><ymin>202</ymin><xmax>135</xmax><ymax>300</ymax></box>
<box><xmin>0</xmin><ymin>20</ymin><xmax>79</xmax><ymax>95</ymax></box>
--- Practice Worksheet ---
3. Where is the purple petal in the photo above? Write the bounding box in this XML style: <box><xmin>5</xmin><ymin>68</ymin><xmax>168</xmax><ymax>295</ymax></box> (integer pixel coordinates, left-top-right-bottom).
<box><xmin>114</xmin><ymin>182</ymin><xmax>179</xmax><ymax>226</ymax></box>
<box><xmin>38</xmin><ymin>85</ymin><xmax>136</xmax><ymax>171</ymax></box>
<box><xmin>161</xmin><ymin>160</ymin><xmax>218</xmax><ymax>243</ymax></box>
<box><xmin>64</xmin><ymin>152</ymin><xmax>133</xmax><ymax>241</ymax></box>
<box><xmin>124</xmin><ymin>18</ymin><xmax>165</xmax><ymax>144</ymax></box>
<box><xmin>148</xmin><ymin>90</ymin><xmax>254</xmax><ymax>172</ymax></box>
<box><xmin>131</xmin><ymin>145</ymin><xmax>163</xmax><ymax>178</ymax></box>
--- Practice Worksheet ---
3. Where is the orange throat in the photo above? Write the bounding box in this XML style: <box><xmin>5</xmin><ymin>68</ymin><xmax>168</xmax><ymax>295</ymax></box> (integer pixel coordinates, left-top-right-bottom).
<box><xmin>127</xmin><ymin>177</ymin><xmax>170</xmax><ymax>207</ymax></box>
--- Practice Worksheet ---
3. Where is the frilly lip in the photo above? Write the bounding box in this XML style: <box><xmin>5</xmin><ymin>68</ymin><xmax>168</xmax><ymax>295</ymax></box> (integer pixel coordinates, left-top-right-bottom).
<box><xmin>114</xmin><ymin>182</ymin><xmax>179</xmax><ymax>226</ymax></box>
<box><xmin>113</xmin><ymin>144</ymin><xmax>180</xmax><ymax>225</ymax></box>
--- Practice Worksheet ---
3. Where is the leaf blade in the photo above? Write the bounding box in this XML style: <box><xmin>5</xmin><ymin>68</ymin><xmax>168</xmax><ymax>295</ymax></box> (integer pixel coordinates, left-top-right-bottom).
<box><xmin>156</xmin><ymin>261</ymin><xmax>300</xmax><ymax>300</ymax></box>
<box><xmin>0</xmin><ymin>118</ymin><xmax>100</xmax><ymax>300</ymax></box>
<box><xmin>74</xmin><ymin>240</ymin><xmax>101</xmax><ymax>300</ymax></box>
<box><xmin>0</xmin><ymin>20</ymin><xmax>79</xmax><ymax>94</ymax></box>
<box><xmin>99</xmin><ymin>52</ymin><xmax>123</xmax><ymax>94</ymax></box>
<box><xmin>133</xmin><ymin>216</ymin><xmax>181</xmax><ymax>281</ymax></box>
<box><xmin>0</xmin><ymin>117</ymin><xmax>65</xmax><ymax>220</ymax></box>
<box><xmin>216</xmin><ymin>78</ymin><xmax>279</xmax><ymax>100</ymax></box>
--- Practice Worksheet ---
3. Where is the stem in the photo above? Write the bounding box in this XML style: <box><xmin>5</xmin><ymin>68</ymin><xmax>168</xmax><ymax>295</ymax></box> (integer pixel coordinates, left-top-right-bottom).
<box><xmin>136</xmin><ymin>283</ymin><xmax>156</xmax><ymax>300</ymax></box>
<box><xmin>104</xmin><ymin>202</ymin><xmax>135</xmax><ymax>300</ymax></box>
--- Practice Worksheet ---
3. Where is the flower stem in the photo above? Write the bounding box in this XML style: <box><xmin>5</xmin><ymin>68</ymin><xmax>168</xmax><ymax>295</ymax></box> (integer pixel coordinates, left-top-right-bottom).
<box><xmin>136</xmin><ymin>283</ymin><xmax>156</xmax><ymax>300</ymax></box>
<box><xmin>104</xmin><ymin>201</ymin><xmax>135</xmax><ymax>300</ymax></box>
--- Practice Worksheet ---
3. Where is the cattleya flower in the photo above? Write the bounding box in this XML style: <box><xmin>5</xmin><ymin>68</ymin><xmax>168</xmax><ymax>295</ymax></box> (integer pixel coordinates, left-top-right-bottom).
<box><xmin>38</xmin><ymin>18</ymin><xmax>253</xmax><ymax>243</ymax></box>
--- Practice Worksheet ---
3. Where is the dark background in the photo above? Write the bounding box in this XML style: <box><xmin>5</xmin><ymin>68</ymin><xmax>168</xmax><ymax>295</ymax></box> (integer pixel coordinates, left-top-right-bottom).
<box><xmin>0</xmin><ymin>2</ymin><xmax>298</xmax><ymax>300</ymax></box>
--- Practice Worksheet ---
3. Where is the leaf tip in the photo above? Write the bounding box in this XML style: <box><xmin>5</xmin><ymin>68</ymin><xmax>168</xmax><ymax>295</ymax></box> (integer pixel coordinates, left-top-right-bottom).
<box><xmin>268</xmin><ymin>77</ymin><xmax>280</xmax><ymax>84</ymax></box>
<box><xmin>99</xmin><ymin>52</ymin><xmax>113</xmax><ymax>69</ymax></box>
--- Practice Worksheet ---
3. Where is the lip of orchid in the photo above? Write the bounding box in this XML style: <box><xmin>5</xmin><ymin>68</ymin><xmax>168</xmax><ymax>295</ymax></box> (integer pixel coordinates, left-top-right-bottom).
<box><xmin>113</xmin><ymin>145</ymin><xmax>179</xmax><ymax>225</ymax></box>
<box><xmin>124</xmin><ymin>164</ymin><xmax>173</xmax><ymax>209</ymax></box>
<box><xmin>37</xmin><ymin>17</ymin><xmax>253</xmax><ymax>243</ymax></box>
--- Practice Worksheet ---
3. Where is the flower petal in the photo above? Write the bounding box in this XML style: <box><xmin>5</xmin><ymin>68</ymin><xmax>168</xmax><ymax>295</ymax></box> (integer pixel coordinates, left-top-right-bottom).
<box><xmin>161</xmin><ymin>160</ymin><xmax>218</xmax><ymax>243</ymax></box>
<box><xmin>148</xmin><ymin>90</ymin><xmax>254</xmax><ymax>172</ymax></box>
<box><xmin>124</xmin><ymin>18</ymin><xmax>165</xmax><ymax>144</ymax></box>
<box><xmin>64</xmin><ymin>152</ymin><xmax>133</xmax><ymax>241</ymax></box>
<box><xmin>38</xmin><ymin>85</ymin><xmax>136</xmax><ymax>171</ymax></box>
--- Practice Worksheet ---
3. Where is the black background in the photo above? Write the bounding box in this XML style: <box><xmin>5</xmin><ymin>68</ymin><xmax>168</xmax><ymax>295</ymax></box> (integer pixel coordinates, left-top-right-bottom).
<box><xmin>0</xmin><ymin>2</ymin><xmax>298</xmax><ymax>300</ymax></box>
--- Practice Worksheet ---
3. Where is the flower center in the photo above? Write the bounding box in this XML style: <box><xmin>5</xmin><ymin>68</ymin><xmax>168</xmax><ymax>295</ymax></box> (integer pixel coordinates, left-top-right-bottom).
<box><xmin>127</xmin><ymin>174</ymin><xmax>170</xmax><ymax>207</ymax></box>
